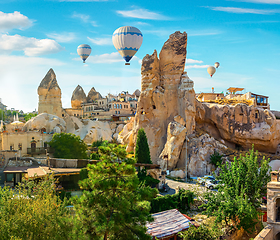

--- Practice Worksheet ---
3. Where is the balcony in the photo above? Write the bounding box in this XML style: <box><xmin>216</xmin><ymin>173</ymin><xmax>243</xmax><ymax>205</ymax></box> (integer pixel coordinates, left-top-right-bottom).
<box><xmin>27</xmin><ymin>147</ymin><xmax>54</xmax><ymax>155</ymax></box>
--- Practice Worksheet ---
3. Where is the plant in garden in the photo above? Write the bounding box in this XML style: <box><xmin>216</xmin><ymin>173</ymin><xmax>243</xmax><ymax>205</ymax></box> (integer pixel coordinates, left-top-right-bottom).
<box><xmin>135</xmin><ymin>128</ymin><xmax>152</xmax><ymax>164</ymax></box>
<box><xmin>48</xmin><ymin>132</ymin><xmax>88</xmax><ymax>159</ymax></box>
<box><xmin>203</xmin><ymin>145</ymin><xmax>271</xmax><ymax>233</ymax></box>
<box><xmin>74</xmin><ymin>143</ymin><xmax>158</xmax><ymax>240</ymax></box>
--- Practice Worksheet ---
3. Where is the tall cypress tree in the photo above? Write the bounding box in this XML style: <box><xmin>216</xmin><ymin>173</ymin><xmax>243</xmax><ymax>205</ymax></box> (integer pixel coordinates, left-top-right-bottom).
<box><xmin>135</xmin><ymin>128</ymin><xmax>152</xmax><ymax>164</ymax></box>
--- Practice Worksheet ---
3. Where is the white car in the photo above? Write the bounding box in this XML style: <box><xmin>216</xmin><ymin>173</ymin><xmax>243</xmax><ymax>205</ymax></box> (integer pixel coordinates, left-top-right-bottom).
<box><xmin>205</xmin><ymin>180</ymin><xmax>222</xmax><ymax>190</ymax></box>
<box><xmin>197</xmin><ymin>175</ymin><xmax>215</xmax><ymax>186</ymax></box>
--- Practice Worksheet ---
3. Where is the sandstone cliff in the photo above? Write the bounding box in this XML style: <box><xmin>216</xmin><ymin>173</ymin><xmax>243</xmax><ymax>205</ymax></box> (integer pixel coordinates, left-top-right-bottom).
<box><xmin>37</xmin><ymin>69</ymin><xmax>63</xmax><ymax>118</ymax></box>
<box><xmin>71</xmin><ymin>85</ymin><xmax>86</xmax><ymax>109</ymax></box>
<box><xmin>120</xmin><ymin>31</ymin><xmax>196</xmax><ymax>170</ymax></box>
<box><xmin>119</xmin><ymin>31</ymin><xmax>280</xmax><ymax>177</ymax></box>
<box><xmin>196</xmin><ymin>102</ymin><xmax>280</xmax><ymax>153</ymax></box>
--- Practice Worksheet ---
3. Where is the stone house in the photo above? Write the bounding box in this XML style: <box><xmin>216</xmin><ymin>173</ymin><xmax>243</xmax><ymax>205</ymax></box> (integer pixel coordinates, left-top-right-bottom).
<box><xmin>255</xmin><ymin>171</ymin><xmax>280</xmax><ymax>240</ymax></box>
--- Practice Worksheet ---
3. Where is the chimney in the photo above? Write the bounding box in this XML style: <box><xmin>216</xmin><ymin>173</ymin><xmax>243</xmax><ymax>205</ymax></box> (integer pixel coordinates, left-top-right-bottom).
<box><xmin>271</xmin><ymin>171</ymin><xmax>279</xmax><ymax>182</ymax></box>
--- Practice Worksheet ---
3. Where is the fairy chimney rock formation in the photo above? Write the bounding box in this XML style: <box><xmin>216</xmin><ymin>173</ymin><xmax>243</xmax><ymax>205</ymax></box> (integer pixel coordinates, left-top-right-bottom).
<box><xmin>123</xmin><ymin>31</ymin><xmax>196</xmax><ymax>169</ymax></box>
<box><xmin>71</xmin><ymin>85</ymin><xmax>86</xmax><ymax>109</ymax></box>
<box><xmin>37</xmin><ymin>68</ymin><xmax>63</xmax><ymax>118</ymax></box>
<box><xmin>86</xmin><ymin>87</ymin><xmax>102</xmax><ymax>103</ymax></box>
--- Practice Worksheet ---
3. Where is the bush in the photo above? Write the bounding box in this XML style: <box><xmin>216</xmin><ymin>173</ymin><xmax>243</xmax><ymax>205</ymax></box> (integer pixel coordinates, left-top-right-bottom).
<box><xmin>150</xmin><ymin>189</ymin><xmax>194</xmax><ymax>213</ymax></box>
<box><xmin>138</xmin><ymin>168</ymin><xmax>160</xmax><ymax>187</ymax></box>
<box><xmin>210</xmin><ymin>150</ymin><xmax>223</xmax><ymax>167</ymax></box>
<box><xmin>179</xmin><ymin>225</ymin><xmax>218</xmax><ymax>240</ymax></box>
<box><xmin>90</xmin><ymin>152</ymin><xmax>100</xmax><ymax>160</ymax></box>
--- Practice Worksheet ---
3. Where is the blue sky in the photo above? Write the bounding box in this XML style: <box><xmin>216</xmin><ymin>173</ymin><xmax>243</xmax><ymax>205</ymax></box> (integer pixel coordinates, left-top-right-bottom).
<box><xmin>0</xmin><ymin>0</ymin><xmax>280</xmax><ymax>112</ymax></box>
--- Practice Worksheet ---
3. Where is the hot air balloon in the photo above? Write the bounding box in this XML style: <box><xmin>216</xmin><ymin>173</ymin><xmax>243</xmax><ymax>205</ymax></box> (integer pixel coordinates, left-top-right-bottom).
<box><xmin>77</xmin><ymin>44</ymin><xmax>91</xmax><ymax>63</ymax></box>
<box><xmin>207</xmin><ymin>66</ymin><xmax>216</xmax><ymax>77</ymax></box>
<box><xmin>112</xmin><ymin>26</ymin><xmax>143</xmax><ymax>65</ymax></box>
<box><xmin>215</xmin><ymin>62</ymin><xmax>220</xmax><ymax>68</ymax></box>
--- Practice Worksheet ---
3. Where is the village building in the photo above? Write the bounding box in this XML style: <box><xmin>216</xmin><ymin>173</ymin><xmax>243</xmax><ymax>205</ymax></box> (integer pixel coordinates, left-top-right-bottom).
<box><xmin>146</xmin><ymin>209</ymin><xmax>195</xmax><ymax>240</ymax></box>
<box><xmin>196</xmin><ymin>87</ymin><xmax>270</xmax><ymax>109</ymax></box>
<box><xmin>0</xmin><ymin>98</ymin><xmax>7</xmax><ymax>111</ymax></box>
<box><xmin>255</xmin><ymin>171</ymin><xmax>280</xmax><ymax>240</ymax></box>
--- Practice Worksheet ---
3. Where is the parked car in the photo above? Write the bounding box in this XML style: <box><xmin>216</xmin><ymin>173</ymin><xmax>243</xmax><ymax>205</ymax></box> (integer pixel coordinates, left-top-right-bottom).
<box><xmin>205</xmin><ymin>180</ymin><xmax>222</xmax><ymax>190</ymax></box>
<box><xmin>197</xmin><ymin>175</ymin><xmax>215</xmax><ymax>186</ymax></box>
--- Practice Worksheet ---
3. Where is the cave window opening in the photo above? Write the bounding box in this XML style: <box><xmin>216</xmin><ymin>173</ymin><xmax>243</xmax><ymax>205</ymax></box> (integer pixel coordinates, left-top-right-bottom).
<box><xmin>152</xmin><ymin>105</ymin><xmax>156</xmax><ymax>109</ymax></box>
<box><xmin>276</xmin><ymin>198</ymin><xmax>280</xmax><ymax>222</ymax></box>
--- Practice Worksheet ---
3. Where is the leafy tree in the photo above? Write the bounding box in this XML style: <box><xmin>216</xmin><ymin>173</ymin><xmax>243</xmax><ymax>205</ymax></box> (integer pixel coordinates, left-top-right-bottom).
<box><xmin>135</xmin><ymin>128</ymin><xmax>152</xmax><ymax>164</ymax></box>
<box><xmin>0</xmin><ymin>175</ymin><xmax>73</xmax><ymax>239</ymax></box>
<box><xmin>74</xmin><ymin>143</ymin><xmax>158</xmax><ymax>240</ymax></box>
<box><xmin>24</xmin><ymin>112</ymin><xmax>37</xmax><ymax>122</ymax></box>
<box><xmin>48</xmin><ymin>132</ymin><xmax>88</xmax><ymax>159</ymax></box>
<box><xmin>203</xmin><ymin>146</ymin><xmax>271</xmax><ymax>233</ymax></box>
<box><xmin>0</xmin><ymin>109</ymin><xmax>6</xmax><ymax>121</ymax></box>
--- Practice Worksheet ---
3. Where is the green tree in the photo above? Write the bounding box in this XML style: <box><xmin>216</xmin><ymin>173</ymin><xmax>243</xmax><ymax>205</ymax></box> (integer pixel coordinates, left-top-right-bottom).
<box><xmin>24</xmin><ymin>112</ymin><xmax>37</xmax><ymax>122</ymax></box>
<box><xmin>74</xmin><ymin>143</ymin><xmax>158</xmax><ymax>240</ymax></box>
<box><xmin>0</xmin><ymin>109</ymin><xmax>6</xmax><ymax>121</ymax></box>
<box><xmin>0</xmin><ymin>175</ymin><xmax>73</xmax><ymax>239</ymax></box>
<box><xmin>48</xmin><ymin>132</ymin><xmax>88</xmax><ymax>159</ymax></box>
<box><xmin>203</xmin><ymin>146</ymin><xmax>271</xmax><ymax>233</ymax></box>
<box><xmin>135</xmin><ymin>128</ymin><xmax>152</xmax><ymax>164</ymax></box>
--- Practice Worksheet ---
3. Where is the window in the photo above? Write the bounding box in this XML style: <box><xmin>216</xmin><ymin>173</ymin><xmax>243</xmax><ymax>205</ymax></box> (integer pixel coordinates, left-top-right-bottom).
<box><xmin>74</xmin><ymin>114</ymin><xmax>76</xmax><ymax>116</ymax></box>
<box><xmin>115</xmin><ymin>111</ymin><xmax>117</xmax><ymax>114</ymax></box>
<box><xmin>18</xmin><ymin>143</ymin><xmax>22</xmax><ymax>150</ymax></box>
<box><xmin>97</xmin><ymin>113</ymin><xmax>99</xmax><ymax>115</ymax></box>
<box><xmin>62</xmin><ymin>114</ymin><xmax>64</xmax><ymax>117</ymax></box>
<box><xmin>10</xmin><ymin>144</ymin><xmax>14</xmax><ymax>150</ymax></box>
<box><xmin>114</xmin><ymin>104</ymin><xmax>116</xmax><ymax>109</ymax></box>
<box><xmin>77</xmin><ymin>114</ymin><xmax>79</xmax><ymax>117</ymax></box>
<box><xmin>117</xmin><ymin>104</ymin><xmax>119</xmax><ymax>109</ymax></box>
<box><xmin>120</xmin><ymin>104</ymin><xmax>122</xmax><ymax>109</ymax></box>
<box><xmin>102</xmin><ymin>101</ymin><xmax>104</xmax><ymax>104</ymax></box>
<box><xmin>118</xmin><ymin>111</ymin><xmax>120</xmax><ymax>114</ymax></box>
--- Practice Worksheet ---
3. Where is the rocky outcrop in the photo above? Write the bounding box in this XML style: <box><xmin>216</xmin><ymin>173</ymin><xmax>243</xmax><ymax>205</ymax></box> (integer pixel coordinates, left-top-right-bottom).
<box><xmin>23</xmin><ymin>113</ymin><xmax>66</xmax><ymax>133</ymax></box>
<box><xmin>196</xmin><ymin>102</ymin><xmax>280</xmax><ymax>153</ymax></box>
<box><xmin>37</xmin><ymin>68</ymin><xmax>63</xmax><ymax>118</ymax></box>
<box><xmin>120</xmin><ymin>31</ymin><xmax>196</xmax><ymax>170</ymax></box>
<box><xmin>187</xmin><ymin>134</ymin><xmax>227</xmax><ymax>177</ymax></box>
<box><xmin>65</xmin><ymin>116</ymin><xmax>113</xmax><ymax>144</ymax></box>
<box><xmin>71</xmin><ymin>85</ymin><xmax>86</xmax><ymax>109</ymax></box>
<box><xmin>133</xmin><ymin>89</ymin><xmax>141</xmax><ymax>98</ymax></box>
<box><xmin>87</xmin><ymin>87</ymin><xmax>102</xmax><ymax>103</ymax></box>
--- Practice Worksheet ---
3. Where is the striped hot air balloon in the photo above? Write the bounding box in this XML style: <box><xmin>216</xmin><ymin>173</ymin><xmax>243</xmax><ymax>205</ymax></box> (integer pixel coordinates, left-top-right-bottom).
<box><xmin>77</xmin><ymin>44</ymin><xmax>91</xmax><ymax>63</ymax></box>
<box><xmin>112</xmin><ymin>26</ymin><xmax>143</xmax><ymax>65</ymax></box>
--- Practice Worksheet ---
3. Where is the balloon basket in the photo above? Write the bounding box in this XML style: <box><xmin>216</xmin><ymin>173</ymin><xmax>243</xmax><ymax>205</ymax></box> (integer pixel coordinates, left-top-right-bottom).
<box><xmin>125</xmin><ymin>63</ymin><xmax>130</xmax><ymax>65</ymax></box>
